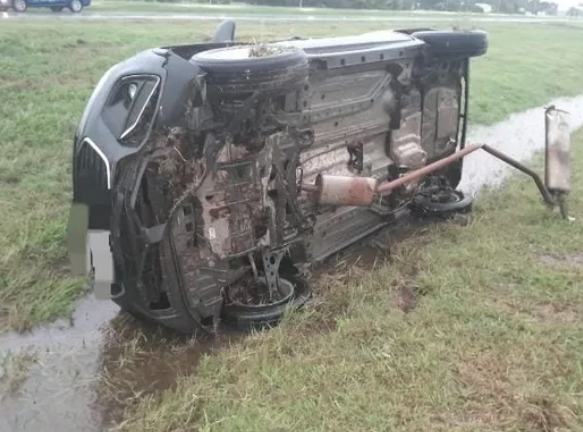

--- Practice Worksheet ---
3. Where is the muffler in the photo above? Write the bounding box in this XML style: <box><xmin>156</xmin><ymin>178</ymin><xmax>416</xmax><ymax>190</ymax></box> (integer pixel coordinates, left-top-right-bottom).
<box><xmin>302</xmin><ymin>107</ymin><xmax>573</xmax><ymax>220</ymax></box>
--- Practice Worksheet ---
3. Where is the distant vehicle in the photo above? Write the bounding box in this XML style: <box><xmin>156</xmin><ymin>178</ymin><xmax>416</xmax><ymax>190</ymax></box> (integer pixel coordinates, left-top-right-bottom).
<box><xmin>0</xmin><ymin>0</ymin><xmax>91</xmax><ymax>12</ymax></box>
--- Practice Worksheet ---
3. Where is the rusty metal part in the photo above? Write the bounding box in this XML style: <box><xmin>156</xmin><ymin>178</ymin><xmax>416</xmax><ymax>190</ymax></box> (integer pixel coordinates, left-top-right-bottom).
<box><xmin>314</xmin><ymin>174</ymin><xmax>378</xmax><ymax>206</ymax></box>
<box><xmin>544</xmin><ymin>106</ymin><xmax>571</xmax><ymax>193</ymax></box>
<box><xmin>303</xmin><ymin>141</ymin><xmax>564</xmax><ymax>214</ymax></box>
<box><xmin>377</xmin><ymin>143</ymin><xmax>483</xmax><ymax>195</ymax></box>
<box><xmin>480</xmin><ymin>144</ymin><xmax>556</xmax><ymax>207</ymax></box>
<box><xmin>301</xmin><ymin>144</ymin><xmax>482</xmax><ymax>203</ymax></box>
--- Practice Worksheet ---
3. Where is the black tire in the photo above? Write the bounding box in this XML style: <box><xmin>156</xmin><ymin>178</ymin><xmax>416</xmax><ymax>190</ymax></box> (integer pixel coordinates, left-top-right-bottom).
<box><xmin>222</xmin><ymin>275</ymin><xmax>312</xmax><ymax>330</ymax></box>
<box><xmin>68</xmin><ymin>0</ymin><xmax>83</xmax><ymax>12</ymax></box>
<box><xmin>50</xmin><ymin>6</ymin><xmax>63</xmax><ymax>12</ymax></box>
<box><xmin>411</xmin><ymin>30</ymin><xmax>488</xmax><ymax>59</ymax></box>
<box><xmin>189</xmin><ymin>45</ymin><xmax>309</xmax><ymax>96</ymax></box>
<box><xmin>11</xmin><ymin>0</ymin><xmax>27</xmax><ymax>12</ymax></box>
<box><xmin>412</xmin><ymin>189</ymin><xmax>473</xmax><ymax>219</ymax></box>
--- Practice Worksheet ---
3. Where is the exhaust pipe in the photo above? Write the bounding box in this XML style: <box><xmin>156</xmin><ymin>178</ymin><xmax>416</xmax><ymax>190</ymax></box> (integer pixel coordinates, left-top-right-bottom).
<box><xmin>302</xmin><ymin>108</ymin><xmax>573</xmax><ymax>219</ymax></box>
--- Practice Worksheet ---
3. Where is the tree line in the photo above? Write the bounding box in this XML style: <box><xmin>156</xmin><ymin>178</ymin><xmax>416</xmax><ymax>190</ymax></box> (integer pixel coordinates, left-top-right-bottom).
<box><xmin>149</xmin><ymin>0</ymin><xmax>569</xmax><ymax>15</ymax></box>
<box><xmin>243</xmin><ymin>0</ymin><xmax>560</xmax><ymax>14</ymax></box>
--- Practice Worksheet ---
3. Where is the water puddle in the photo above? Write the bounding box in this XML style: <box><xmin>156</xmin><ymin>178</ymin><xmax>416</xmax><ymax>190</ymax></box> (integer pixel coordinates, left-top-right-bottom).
<box><xmin>1</xmin><ymin>94</ymin><xmax>582</xmax><ymax>432</ymax></box>
<box><xmin>459</xmin><ymin>94</ymin><xmax>583</xmax><ymax>195</ymax></box>
<box><xmin>0</xmin><ymin>297</ymin><xmax>243</xmax><ymax>432</ymax></box>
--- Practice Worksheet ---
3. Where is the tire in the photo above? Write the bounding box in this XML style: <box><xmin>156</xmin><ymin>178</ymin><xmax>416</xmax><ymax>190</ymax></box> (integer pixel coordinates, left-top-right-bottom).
<box><xmin>411</xmin><ymin>30</ymin><xmax>488</xmax><ymax>59</ymax></box>
<box><xmin>411</xmin><ymin>189</ymin><xmax>473</xmax><ymax>219</ymax></box>
<box><xmin>189</xmin><ymin>44</ymin><xmax>309</xmax><ymax>96</ymax></box>
<box><xmin>11</xmin><ymin>0</ymin><xmax>27</xmax><ymax>12</ymax></box>
<box><xmin>68</xmin><ymin>0</ymin><xmax>83</xmax><ymax>12</ymax></box>
<box><xmin>50</xmin><ymin>6</ymin><xmax>63</xmax><ymax>12</ymax></box>
<box><xmin>222</xmin><ymin>275</ymin><xmax>312</xmax><ymax>330</ymax></box>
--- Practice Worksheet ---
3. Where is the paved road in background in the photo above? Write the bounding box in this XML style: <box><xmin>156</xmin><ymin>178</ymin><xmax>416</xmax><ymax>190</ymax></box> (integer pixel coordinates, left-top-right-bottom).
<box><xmin>1</xmin><ymin>10</ymin><xmax>581</xmax><ymax>22</ymax></box>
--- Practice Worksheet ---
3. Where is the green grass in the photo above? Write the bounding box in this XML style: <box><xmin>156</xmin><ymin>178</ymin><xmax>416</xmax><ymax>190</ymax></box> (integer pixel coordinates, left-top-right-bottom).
<box><xmin>1</xmin><ymin>16</ymin><xmax>583</xmax><ymax>432</ymax></box>
<box><xmin>86</xmin><ymin>0</ymin><xmax>490</xmax><ymax>17</ymax></box>
<box><xmin>0</xmin><ymin>19</ymin><xmax>582</xmax><ymax>337</ymax></box>
<box><xmin>115</xmin><ymin>130</ymin><xmax>583</xmax><ymax>432</ymax></box>
<box><xmin>0</xmin><ymin>349</ymin><xmax>38</xmax><ymax>398</ymax></box>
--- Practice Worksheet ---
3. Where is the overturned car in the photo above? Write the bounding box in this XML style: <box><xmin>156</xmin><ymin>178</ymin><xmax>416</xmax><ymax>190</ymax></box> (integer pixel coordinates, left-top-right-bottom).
<box><xmin>68</xmin><ymin>21</ymin><xmax>572</xmax><ymax>334</ymax></box>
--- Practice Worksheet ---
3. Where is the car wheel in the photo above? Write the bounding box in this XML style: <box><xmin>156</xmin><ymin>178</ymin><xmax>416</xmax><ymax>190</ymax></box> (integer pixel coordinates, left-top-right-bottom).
<box><xmin>68</xmin><ymin>0</ymin><xmax>83</xmax><ymax>13</ymax></box>
<box><xmin>221</xmin><ymin>275</ymin><xmax>312</xmax><ymax>330</ymax></box>
<box><xmin>50</xmin><ymin>6</ymin><xmax>63</xmax><ymax>11</ymax></box>
<box><xmin>411</xmin><ymin>30</ymin><xmax>488</xmax><ymax>59</ymax></box>
<box><xmin>11</xmin><ymin>0</ymin><xmax>27</xmax><ymax>12</ymax></box>
<box><xmin>412</xmin><ymin>188</ymin><xmax>473</xmax><ymax>219</ymax></box>
<box><xmin>189</xmin><ymin>44</ymin><xmax>309</xmax><ymax>96</ymax></box>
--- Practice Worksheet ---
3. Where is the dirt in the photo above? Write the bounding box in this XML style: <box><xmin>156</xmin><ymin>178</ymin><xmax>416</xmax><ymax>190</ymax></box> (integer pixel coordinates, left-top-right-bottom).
<box><xmin>395</xmin><ymin>284</ymin><xmax>420</xmax><ymax>313</ymax></box>
<box><xmin>522</xmin><ymin>396</ymin><xmax>577</xmax><ymax>432</ymax></box>
<box><xmin>495</xmin><ymin>298</ymin><xmax>580</xmax><ymax>325</ymax></box>
<box><xmin>226</xmin><ymin>277</ymin><xmax>285</xmax><ymax>305</ymax></box>
<box><xmin>540</xmin><ymin>252</ymin><xmax>583</xmax><ymax>269</ymax></box>
<box><xmin>3</xmin><ymin>96</ymin><xmax>583</xmax><ymax>431</ymax></box>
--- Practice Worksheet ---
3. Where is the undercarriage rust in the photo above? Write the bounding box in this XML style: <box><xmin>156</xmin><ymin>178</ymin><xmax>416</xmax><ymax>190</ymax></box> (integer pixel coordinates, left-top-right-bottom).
<box><xmin>137</xmin><ymin>49</ymin><xmax>472</xmax><ymax>327</ymax></box>
<box><xmin>85</xmin><ymin>27</ymin><xmax>506</xmax><ymax>333</ymax></box>
<box><xmin>70</xmin><ymin>25</ymin><xmax>574</xmax><ymax>334</ymax></box>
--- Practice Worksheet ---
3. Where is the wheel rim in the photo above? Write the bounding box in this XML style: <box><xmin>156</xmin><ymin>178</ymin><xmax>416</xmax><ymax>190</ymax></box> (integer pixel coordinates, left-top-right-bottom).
<box><xmin>430</xmin><ymin>190</ymin><xmax>462</xmax><ymax>204</ymax></box>
<box><xmin>71</xmin><ymin>0</ymin><xmax>81</xmax><ymax>11</ymax></box>
<box><xmin>13</xmin><ymin>0</ymin><xmax>25</xmax><ymax>11</ymax></box>
<box><xmin>225</xmin><ymin>277</ymin><xmax>295</xmax><ymax>310</ymax></box>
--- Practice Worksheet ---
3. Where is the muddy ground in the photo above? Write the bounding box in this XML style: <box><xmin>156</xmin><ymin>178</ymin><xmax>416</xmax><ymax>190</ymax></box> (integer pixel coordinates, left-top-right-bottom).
<box><xmin>1</xmin><ymin>94</ymin><xmax>583</xmax><ymax>432</ymax></box>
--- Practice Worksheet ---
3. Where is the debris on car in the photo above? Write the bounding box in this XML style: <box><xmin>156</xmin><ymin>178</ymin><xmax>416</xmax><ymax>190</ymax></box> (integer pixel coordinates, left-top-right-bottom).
<box><xmin>67</xmin><ymin>20</ymin><xmax>573</xmax><ymax>335</ymax></box>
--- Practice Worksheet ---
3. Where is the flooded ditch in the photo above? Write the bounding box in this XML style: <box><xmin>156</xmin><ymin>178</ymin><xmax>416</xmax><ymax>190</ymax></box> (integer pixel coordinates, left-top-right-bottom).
<box><xmin>1</xmin><ymin>94</ymin><xmax>583</xmax><ymax>432</ymax></box>
<box><xmin>459</xmin><ymin>95</ymin><xmax>583</xmax><ymax>195</ymax></box>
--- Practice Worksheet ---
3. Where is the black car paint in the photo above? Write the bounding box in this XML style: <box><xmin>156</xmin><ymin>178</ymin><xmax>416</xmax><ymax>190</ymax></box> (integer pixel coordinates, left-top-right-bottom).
<box><xmin>72</xmin><ymin>46</ymin><xmax>214</xmax><ymax>230</ymax></box>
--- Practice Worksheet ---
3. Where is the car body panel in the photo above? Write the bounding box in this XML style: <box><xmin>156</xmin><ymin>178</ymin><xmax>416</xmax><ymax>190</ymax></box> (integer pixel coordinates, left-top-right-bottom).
<box><xmin>68</xmin><ymin>24</ymin><xmax>485</xmax><ymax>333</ymax></box>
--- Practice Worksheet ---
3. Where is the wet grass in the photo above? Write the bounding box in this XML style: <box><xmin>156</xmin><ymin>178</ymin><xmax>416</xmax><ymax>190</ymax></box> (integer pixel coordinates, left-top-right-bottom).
<box><xmin>0</xmin><ymin>349</ymin><xmax>38</xmax><ymax>398</ymax></box>
<box><xmin>1</xmin><ymin>19</ymin><xmax>583</xmax><ymax>334</ymax></box>
<box><xmin>117</xmin><ymin>130</ymin><xmax>583</xmax><ymax>432</ymax></box>
<box><xmin>79</xmin><ymin>0</ymin><xmax>483</xmax><ymax>16</ymax></box>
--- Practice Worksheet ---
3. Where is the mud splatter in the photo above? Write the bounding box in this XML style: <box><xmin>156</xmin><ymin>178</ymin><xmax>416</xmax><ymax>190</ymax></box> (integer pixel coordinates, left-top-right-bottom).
<box><xmin>395</xmin><ymin>284</ymin><xmax>420</xmax><ymax>313</ymax></box>
<box><xmin>540</xmin><ymin>253</ymin><xmax>583</xmax><ymax>269</ymax></box>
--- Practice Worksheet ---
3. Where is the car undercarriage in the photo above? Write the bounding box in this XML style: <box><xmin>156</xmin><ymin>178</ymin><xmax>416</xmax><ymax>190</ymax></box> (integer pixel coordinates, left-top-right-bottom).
<box><xmin>68</xmin><ymin>21</ymin><xmax>572</xmax><ymax>334</ymax></box>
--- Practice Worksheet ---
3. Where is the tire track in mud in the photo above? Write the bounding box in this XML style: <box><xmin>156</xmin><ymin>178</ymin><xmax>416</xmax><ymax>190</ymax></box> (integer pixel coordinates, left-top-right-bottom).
<box><xmin>1</xmin><ymin>93</ymin><xmax>583</xmax><ymax>432</ymax></box>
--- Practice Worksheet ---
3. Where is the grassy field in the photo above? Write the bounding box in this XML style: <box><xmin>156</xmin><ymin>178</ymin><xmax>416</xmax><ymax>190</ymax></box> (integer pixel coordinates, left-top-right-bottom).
<box><xmin>1</xmin><ymin>20</ymin><xmax>583</xmax><ymax>332</ymax></box>
<box><xmin>73</xmin><ymin>0</ymin><xmax>489</xmax><ymax>16</ymax></box>
<box><xmin>117</xmin><ymin>131</ymin><xmax>583</xmax><ymax>431</ymax></box>
<box><xmin>1</xmin><ymin>16</ymin><xmax>583</xmax><ymax>432</ymax></box>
